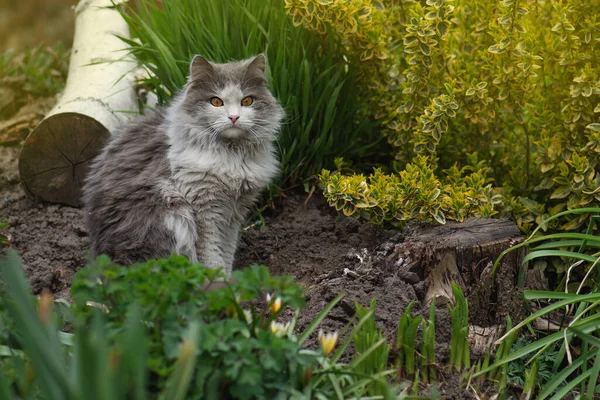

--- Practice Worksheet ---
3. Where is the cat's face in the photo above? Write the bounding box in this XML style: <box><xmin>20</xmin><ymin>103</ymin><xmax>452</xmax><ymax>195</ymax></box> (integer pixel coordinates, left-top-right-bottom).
<box><xmin>180</xmin><ymin>55</ymin><xmax>283</xmax><ymax>144</ymax></box>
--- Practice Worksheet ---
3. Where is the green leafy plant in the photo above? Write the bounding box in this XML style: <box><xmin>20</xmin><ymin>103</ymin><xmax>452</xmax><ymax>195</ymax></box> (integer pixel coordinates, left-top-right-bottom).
<box><xmin>492</xmin><ymin>315</ymin><xmax>517</xmax><ymax>393</ymax></box>
<box><xmin>115</xmin><ymin>0</ymin><xmax>377</xmax><ymax>185</ymax></box>
<box><xmin>470</xmin><ymin>315</ymin><xmax>516</xmax><ymax>394</ymax></box>
<box><xmin>0</xmin><ymin>251</ymin><xmax>155</xmax><ymax>400</ymax></box>
<box><xmin>492</xmin><ymin>207</ymin><xmax>600</xmax><ymax>284</ymax></box>
<box><xmin>298</xmin><ymin>295</ymin><xmax>398</xmax><ymax>400</ymax></box>
<box><xmin>506</xmin><ymin>337</ymin><xmax>560</xmax><ymax>389</ymax></box>
<box><xmin>320</xmin><ymin>154</ymin><xmax>500</xmax><ymax>226</ymax></box>
<box><xmin>476</xmin><ymin>290</ymin><xmax>600</xmax><ymax>400</ymax></box>
<box><xmin>71</xmin><ymin>255</ymin><xmax>224</xmax><ymax>378</ymax></box>
<box><xmin>522</xmin><ymin>358</ymin><xmax>539</xmax><ymax>400</ymax></box>
<box><xmin>71</xmin><ymin>254</ymin><xmax>313</xmax><ymax>396</ymax></box>
<box><xmin>2</xmin><ymin>251</ymin><xmax>403</xmax><ymax>399</ymax></box>
<box><xmin>394</xmin><ymin>290</ymin><xmax>473</xmax><ymax>392</ymax></box>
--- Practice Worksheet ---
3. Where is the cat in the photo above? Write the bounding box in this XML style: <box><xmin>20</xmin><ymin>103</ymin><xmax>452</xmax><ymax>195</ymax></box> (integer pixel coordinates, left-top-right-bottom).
<box><xmin>82</xmin><ymin>54</ymin><xmax>283</xmax><ymax>275</ymax></box>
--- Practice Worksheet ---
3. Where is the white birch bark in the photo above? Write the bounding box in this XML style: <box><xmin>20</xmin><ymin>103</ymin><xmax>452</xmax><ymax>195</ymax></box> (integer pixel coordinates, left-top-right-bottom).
<box><xmin>19</xmin><ymin>0</ymin><xmax>139</xmax><ymax>207</ymax></box>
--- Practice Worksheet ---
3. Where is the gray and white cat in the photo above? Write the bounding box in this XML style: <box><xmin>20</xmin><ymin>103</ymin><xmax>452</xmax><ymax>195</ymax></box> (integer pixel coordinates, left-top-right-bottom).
<box><xmin>82</xmin><ymin>54</ymin><xmax>283</xmax><ymax>275</ymax></box>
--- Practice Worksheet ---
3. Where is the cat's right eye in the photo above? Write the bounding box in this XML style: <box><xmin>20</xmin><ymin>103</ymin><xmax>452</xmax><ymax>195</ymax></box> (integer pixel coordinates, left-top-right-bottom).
<box><xmin>210</xmin><ymin>97</ymin><xmax>224</xmax><ymax>107</ymax></box>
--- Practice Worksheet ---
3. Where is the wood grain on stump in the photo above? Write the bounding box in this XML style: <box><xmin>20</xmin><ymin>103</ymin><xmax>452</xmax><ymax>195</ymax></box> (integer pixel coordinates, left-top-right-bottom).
<box><xmin>388</xmin><ymin>218</ymin><xmax>525</xmax><ymax>327</ymax></box>
<box><xmin>18</xmin><ymin>113</ymin><xmax>109</xmax><ymax>207</ymax></box>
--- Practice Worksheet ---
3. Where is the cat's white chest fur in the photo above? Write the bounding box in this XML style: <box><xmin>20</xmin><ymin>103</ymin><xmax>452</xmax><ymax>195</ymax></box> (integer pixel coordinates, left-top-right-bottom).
<box><xmin>164</xmin><ymin>142</ymin><xmax>278</xmax><ymax>269</ymax></box>
<box><xmin>173</xmin><ymin>144</ymin><xmax>277</xmax><ymax>194</ymax></box>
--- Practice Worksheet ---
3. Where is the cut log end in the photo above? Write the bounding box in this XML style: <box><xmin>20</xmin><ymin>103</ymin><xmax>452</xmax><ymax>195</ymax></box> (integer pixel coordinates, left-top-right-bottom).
<box><xmin>18</xmin><ymin>112</ymin><xmax>109</xmax><ymax>207</ymax></box>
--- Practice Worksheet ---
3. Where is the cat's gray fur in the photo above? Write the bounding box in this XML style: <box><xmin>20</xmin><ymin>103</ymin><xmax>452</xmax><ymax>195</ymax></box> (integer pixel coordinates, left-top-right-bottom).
<box><xmin>82</xmin><ymin>55</ymin><xmax>283</xmax><ymax>275</ymax></box>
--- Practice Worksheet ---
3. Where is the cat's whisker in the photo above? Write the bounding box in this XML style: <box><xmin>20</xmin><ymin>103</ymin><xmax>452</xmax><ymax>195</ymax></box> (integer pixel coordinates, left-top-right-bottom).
<box><xmin>201</xmin><ymin>121</ymin><xmax>229</xmax><ymax>145</ymax></box>
<box><xmin>247</xmin><ymin>126</ymin><xmax>262</xmax><ymax>144</ymax></box>
<box><xmin>190</xmin><ymin>125</ymin><xmax>220</xmax><ymax>147</ymax></box>
<box><xmin>252</xmin><ymin>117</ymin><xmax>292</xmax><ymax>127</ymax></box>
<box><xmin>209</xmin><ymin>127</ymin><xmax>222</xmax><ymax>145</ymax></box>
<box><xmin>279</xmin><ymin>109</ymin><xmax>300</xmax><ymax>124</ymax></box>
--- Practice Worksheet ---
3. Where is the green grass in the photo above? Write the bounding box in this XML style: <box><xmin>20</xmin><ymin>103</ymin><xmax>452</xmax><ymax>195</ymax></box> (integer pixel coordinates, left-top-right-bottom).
<box><xmin>353</xmin><ymin>299</ymin><xmax>391</xmax><ymax>397</ymax></box>
<box><xmin>115</xmin><ymin>0</ymin><xmax>377</xmax><ymax>185</ymax></box>
<box><xmin>479</xmin><ymin>207</ymin><xmax>600</xmax><ymax>399</ymax></box>
<box><xmin>395</xmin><ymin>301</ymin><xmax>422</xmax><ymax>379</ymax></box>
<box><xmin>6</xmin><ymin>244</ymin><xmax>568</xmax><ymax>398</ymax></box>
<box><xmin>0</xmin><ymin>43</ymin><xmax>68</xmax><ymax>117</ymax></box>
<box><xmin>448</xmin><ymin>284</ymin><xmax>469</xmax><ymax>372</ymax></box>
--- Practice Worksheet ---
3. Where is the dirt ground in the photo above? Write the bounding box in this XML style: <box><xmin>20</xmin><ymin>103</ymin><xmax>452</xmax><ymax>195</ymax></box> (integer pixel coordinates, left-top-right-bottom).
<box><xmin>3</xmin><ymin>149</ymin><xmax>513</xmax><ymax>398</ymax></box>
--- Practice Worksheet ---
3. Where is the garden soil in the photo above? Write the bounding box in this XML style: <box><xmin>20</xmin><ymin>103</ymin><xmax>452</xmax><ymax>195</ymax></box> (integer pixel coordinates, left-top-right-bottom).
<box><xmin>1</xmin><ymin>162</ymin><xmax>491</xmax><ymax>397</ymax></box>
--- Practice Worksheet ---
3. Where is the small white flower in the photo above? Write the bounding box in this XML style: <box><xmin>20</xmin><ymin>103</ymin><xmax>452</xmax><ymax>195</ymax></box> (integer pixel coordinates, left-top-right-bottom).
<box><xmin>270</xmin><ymin>321</ymin><xmax>292</xmax><ymax>337</ymax></box>
<box><xmin>266</xmin><ymin>293</ymin><xmax>282</xmax><ymax>313</ymax></box>
<box><xmin>243</xmin><ymin>309</ymin><xmax>253</xmax><ymax>324</ymax></box>
<box><xmin>318</xmin><ymin>329</ymin><xmax>338</xmax><ymax>356</ymax></box>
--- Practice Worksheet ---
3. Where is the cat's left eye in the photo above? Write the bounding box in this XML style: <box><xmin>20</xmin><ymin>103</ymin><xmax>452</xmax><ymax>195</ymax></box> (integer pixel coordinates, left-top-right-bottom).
<box><xmin>241</xmin><ymin>96</ymin><xmax>254</xmax><ymax>106</ymax></box>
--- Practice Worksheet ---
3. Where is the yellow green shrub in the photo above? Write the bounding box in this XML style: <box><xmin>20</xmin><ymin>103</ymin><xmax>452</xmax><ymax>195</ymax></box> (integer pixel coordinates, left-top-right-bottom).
<box><xmin>296</xmin><ymin>0</ymin><xmax>600</xmax><ymax>232</ymax></box>
<box><xmin>320</xmin><ymin>156</ymin><xmax>501</xmax><ymax>226</ymax></box>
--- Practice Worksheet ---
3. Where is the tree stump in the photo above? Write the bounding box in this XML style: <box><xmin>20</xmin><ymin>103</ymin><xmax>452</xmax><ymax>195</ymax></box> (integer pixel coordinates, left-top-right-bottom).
<box><xmin>387</xmin><ymin>218</ymin><xmax>526</xmax><ymax>327</ymax></box>
<box><xmin>18</xmin><ymin>0</ymin><xmax>139</xmax><ymax>207</ymax></box>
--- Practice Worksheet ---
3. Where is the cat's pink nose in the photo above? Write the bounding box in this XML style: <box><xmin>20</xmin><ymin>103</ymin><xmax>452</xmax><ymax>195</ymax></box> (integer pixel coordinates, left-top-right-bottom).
<box><xmin>228</xmin><ymin>115</ymin><xmax>239</xmax><ymax>124</ymax></box>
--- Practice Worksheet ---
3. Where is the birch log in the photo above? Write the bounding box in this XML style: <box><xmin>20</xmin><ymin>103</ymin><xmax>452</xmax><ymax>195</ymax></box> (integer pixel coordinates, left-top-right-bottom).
<box><xmin>18</xmin><ymin>0</ymin><xmax>139</xmax><ymax>207</ymax></box>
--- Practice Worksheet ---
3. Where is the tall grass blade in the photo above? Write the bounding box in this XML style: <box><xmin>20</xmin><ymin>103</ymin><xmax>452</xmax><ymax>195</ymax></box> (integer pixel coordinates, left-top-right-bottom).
<box><xmin>449</xmin><ymin>284</ymin><xmax>469</xmax><ymax>371</ymax></box>
<box><xmin>492</xmin><ymin>208</ymin><xmax>600</xmax><ymax>279</ymax></box>
<box><xmin>351</xmin><ymin>339</ymin><xmax>388</xmax><ymax>370</ymax></box>
<box><xmin>0</xmin><ymin>251</ymin><xmax>72</xmax><ymax>399</ymax></box>
<box><xmin>521</xmin><ymin>250</ymin><xmax>598</xmax><ymax>266</ymax></box>
<box><xmin>521</xmin><ymin>358</ymin><xmax>538</xmax><ymax>400</ymax></box>
<box><xmin>585</xmin><ymin>347</ymin><xmax>600</xmax><ymax>400</ymax></box>
<box><xmin>396</xmin><ymin>301</ymin><xmax>417</xmax><ymax>375</ymax></box>
<box><xmin>538</xmin><ymin>349</ymin><xmax>595</xmax><ymax>399</ymax></box>
<box><xmin>160</xmin><ymin>322</ymin><xmax>200</xmax><ymax>400</ymax></box>
<box><xmin>404</xmin><ymin>316</ymin><xmax>422</xmax><ymax>374</ymax></box>
<box><xmin>352</xmin><ymin>299</ymin><xmax>390</xmax><ymax>396</ymax></box>
<box><xmin>331</xmin><ymin>307</ymin><xmax>374</xmax><ymax>364</ymax></box>
<box><xmin>0</xmin><ymin>368</ymin><xmax>14</xmax><ymax>400</ymax></box>
<box><xmin>476</xmin><ymin>314</ymin><xmax>600</xmax><ymax>376</ymax></box>
<box><xmin>428</xmin><ymin>300</ymin><xmax>436</xmax><ymax>381</ymax></box>
<box><xmin>496</xmin><ymin>292</ymin><xmax>600</xmax><ymax>344</ymax></box>
<box><xmin>117</xmin><ymin>306</ymin><xmax>148</xmax><ymax>400</ymax></box>
<box><xmin>548</xmin><ymin>370</ymin><xmax>590</xmax><ymax>400</ymax></box>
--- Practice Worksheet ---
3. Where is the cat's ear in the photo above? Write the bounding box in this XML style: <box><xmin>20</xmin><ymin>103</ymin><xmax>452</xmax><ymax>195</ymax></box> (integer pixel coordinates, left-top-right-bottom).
<box><xmin>248</xmin><ymin>54</ymin><xmax>266</xmax><ymax>74</ymax></box>
<box><xmin>245</xmin><ymin>54</ymin><xmax>267</xmax><ymax>82</ymax></box>
<box><xmin>190</xmin><ymin>55</ymin><xmax>215</xmax><ymax>83</ymax></box>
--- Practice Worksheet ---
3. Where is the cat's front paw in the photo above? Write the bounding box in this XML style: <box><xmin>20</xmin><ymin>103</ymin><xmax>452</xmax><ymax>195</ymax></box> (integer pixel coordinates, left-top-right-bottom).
<box><xmin>201</xmin><ymin>255</ymin><xmax>228</xmax><ymax>272</ymax></box>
